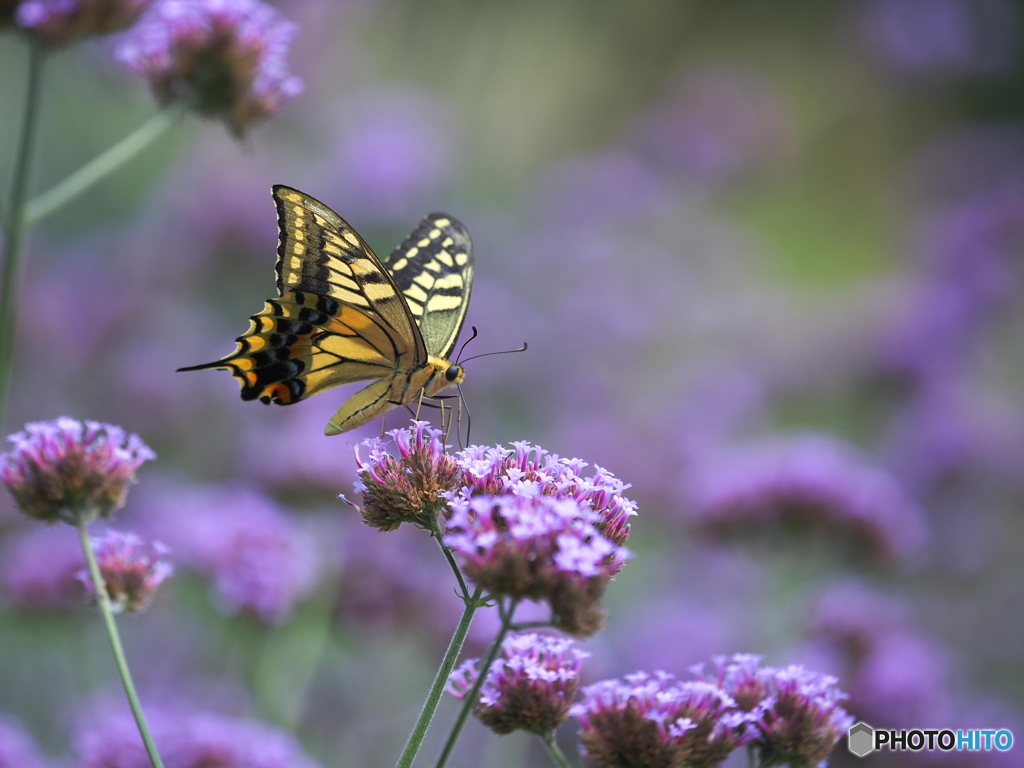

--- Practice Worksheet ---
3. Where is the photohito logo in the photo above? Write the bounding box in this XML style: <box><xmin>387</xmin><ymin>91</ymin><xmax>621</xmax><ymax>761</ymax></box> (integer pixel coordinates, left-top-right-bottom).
<box><xmin>848</xmin><ymin>721</ymin><xmax>1014</xmax><ymax>758</ymax></box>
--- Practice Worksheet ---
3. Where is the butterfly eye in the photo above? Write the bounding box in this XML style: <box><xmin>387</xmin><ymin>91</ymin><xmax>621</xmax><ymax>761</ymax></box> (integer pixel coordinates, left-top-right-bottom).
<box><xmin>445</xmin><ymin>365</ymin><xmax>462</xmax><ymax>382</ymax></box>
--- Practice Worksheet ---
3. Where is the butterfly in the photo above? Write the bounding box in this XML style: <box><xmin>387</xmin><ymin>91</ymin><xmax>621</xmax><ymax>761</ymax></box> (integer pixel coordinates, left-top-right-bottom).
<box><xmin>180</xmin><ymin>185</ymin><xmax>475</xmax><ymax>436</ymax></box>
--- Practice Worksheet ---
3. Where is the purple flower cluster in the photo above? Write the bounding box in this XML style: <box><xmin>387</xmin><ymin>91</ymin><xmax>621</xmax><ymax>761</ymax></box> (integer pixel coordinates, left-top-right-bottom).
<box><xmin>353</xmin><ymin>421</ymin><xmax>460</xmax><ymax>531</ymax></box>
<box><xmin>858</xmin><ymin>0</ymin><xmax>1021</xmax><ymax>79</ymax></box>
<box><xmin>0</xmin><ymin>526</ymin><xmax>86</xmax><ymax>609</ymax></box>
<box><xmin>453</xmin><ymin>440</ymin><xmax>637</xmax><ymax>547</ymax></box>
<box><xmin>15</xmin><ymin>0</ymin><xmax>150</xmax><ymax>44</ymax></box>
<box><xmin>80</xmin><ymin>530</ymin><xmax>172</xmax><ymax>613</ymax></box>
<box><xmin>0</xmin><ymin>714</ymin><xmax>50</xmax><ymax>768</ymax></box>
<box><xmin>444</xmin><ymin>494</ymin><xmax>630</xmax><ymax>637</ymax></box>
<box><xmin>807</xmin><ymin>581</ymin><xmax>954</xmax><ymax>725</ymax></box>
<box><xmin>138</xmin><ymin>482</ymin><xmax>319</xmax><ymax>623</ymax></box>
<box><xmin>350</xmin><ymin>427</ymin><xmax>637</xmax><ymax>635</ymax></box>
<box><xmin>115</xmin><ymin>0</ymin><xmax>303</xmax><ymax>134</ymax></box>
<box><xmin>0</xmin><ymin>417</ymin><xmax>154</xmax><ymax>524</ymax></box>
<box><xmin>447</xmin><ymin>632</ymin><xmax>588</xmax><ymax>735</ymax></box>
<box><xmin>73</xmin><ymin>705</ymin><xmax>323</xmax><ymax>768</ymax></box>
<box><xmin>688</xmin><ymin>433</ymin><xmax>929</xmax><ymax>563</ymax></box>
<box><xmin>694</xmin><ymin>655</ymin><xmax>855</xmax><ymax>768</ymax></box>
<box><xmin>633</xmin><ymin>66</ymin><xmax>794</xmax><ymax>191</ymax></box>
<box><xmin>571</xmin><ymin>671</ymin><xmax>755</xmax><ymax>768</ymax></box>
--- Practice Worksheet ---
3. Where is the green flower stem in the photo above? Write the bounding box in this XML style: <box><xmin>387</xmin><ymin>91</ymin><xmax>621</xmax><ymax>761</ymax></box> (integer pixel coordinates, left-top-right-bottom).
<box><xmin>436</xmin><ymin>533</ymin><xmax>472</xmax><ymax>600</ymax></box>
<box><xmin>0</xmin><ymin>39</ymin><xmax>46</xmax><ymax>430</ymax></box>
<box><xmin>542</xmin><ymin>733</ymin><xmax>573</xmax><ymax>768</ymax></box>
<box><xmin>395</xmin><ymin>585</ymin><xmax>484</xmax><ymax>768</ymax></box>
<box><xmin>434</xmin><ymin>597</ymin><xmax>518</xmax><ymax>768</ymax></box>
<box><xmin>25</xmin><ymin>103</ymin><xmax>185</xmax><ymax>227</ymax></box>
<box><xmin>76</xmin><ymin>518</ymin><xmax>166</xmax><ymax>768</ymax></box>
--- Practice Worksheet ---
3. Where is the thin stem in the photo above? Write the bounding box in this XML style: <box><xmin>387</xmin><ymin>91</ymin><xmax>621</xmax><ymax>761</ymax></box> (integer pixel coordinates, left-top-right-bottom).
<box><xmin>435</xmin><ymin>532</ymin><xmax>472</xmax><ymax>601</ymax></box>
<box><xmin>434</xmin><ymin>598</ymin><xmax>518</xmax><ymax>768</ymax></box>
<box><xmin>25</xmin><ymin>104</ymin><xmax>185</xmax><ymax>226</ymax></box>
<box><xmin>395</xmin><ymin>586</ymin><xmax>484</xmax><ymax>768</ymax></box>
<box><xmin>76</xmin><ymin>519</ymin><xmax>166</xmax><ymax>768</ymax></box>
<box><xmin>0</xmin><ymin>39</ymin><xmax>46</xmax><ymax>430</ymax></box>
<box><xmin>542</xmin><ymin>733</ymin><xmax>573</xmax><ymax>768</ymax></box>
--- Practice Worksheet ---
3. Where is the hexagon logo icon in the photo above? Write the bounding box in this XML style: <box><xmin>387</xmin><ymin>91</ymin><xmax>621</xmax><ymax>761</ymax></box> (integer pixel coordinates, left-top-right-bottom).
<box><xmin>848</xmin><ymin>721</ymin><xmax>875</xmax><ymax>757</ymax></box>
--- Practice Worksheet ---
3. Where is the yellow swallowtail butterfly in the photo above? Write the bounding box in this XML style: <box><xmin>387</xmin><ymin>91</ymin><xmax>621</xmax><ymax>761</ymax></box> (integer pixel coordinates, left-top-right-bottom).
<box><xmin>180</xmin><ymin>185</ymin><xmax>475</xmax><ymax>436</ymax></box>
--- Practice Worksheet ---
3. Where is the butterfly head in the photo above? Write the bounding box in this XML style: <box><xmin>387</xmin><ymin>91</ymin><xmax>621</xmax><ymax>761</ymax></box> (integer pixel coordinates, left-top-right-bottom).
<box><xmin>445</xmin><ymin>364</ymin><xmax>464</xmax><ymax>384</ymax></box>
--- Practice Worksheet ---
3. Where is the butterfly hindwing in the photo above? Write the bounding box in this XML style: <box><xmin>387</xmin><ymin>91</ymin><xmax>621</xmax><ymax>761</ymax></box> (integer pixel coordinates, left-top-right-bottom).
<box><xmin>385</xmin><ymin>213</ymin><xmax>474</xmax><ymax>359</ymax></box>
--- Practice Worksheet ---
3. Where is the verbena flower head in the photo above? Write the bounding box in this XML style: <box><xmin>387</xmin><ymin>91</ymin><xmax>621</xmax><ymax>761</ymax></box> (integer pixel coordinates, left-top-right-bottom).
<box><xmin>352</xmin><ymin>421</ymin><xmax>461</xmax><ymax>531</ymax></box>
<box><xmin>16</xmin><ymin>0</ymin><xmax>150</xmax><ymax>45</ymax></box>
<box><xmin>693</xmin><ymin>654</ymin><xmax>854</xmax><ymax>768</ymax></box>
<box><xmin>443</xmin><ymin>492</ymin><xmax>631</xmax><ymax>636</ymax></box>
<box><xmin>79</xmin><ymin>530</ymin><xmax>172</xmax><ymax>613</ymax></box>
<box><xmin>0</xmin><ymin>417</ymin><xmax>154</xmax><ymax>524</ymax></box>
<box><xmin>454</xmin><ymin>440</ymin><xmax>637</xmax><ymax>546</ymax></box>
<box><xmin>571</xmin><ymin>671</ymin><xmax>756</xmax><ymax>768</ymax></box>
<box><xmin>115</xmin><ymin>0</ymin><xmax>303</xmax><ymax>135</ymax></box>
<box><xmin>749</xmin><ymin>665</ymin><xmax>854</xmax><ymax>768</ymax></box>
<box><xmin>688</xmin><ymin>433</ymin><xmax>929</xmax><ymax>563</ymax></box>
<box><xmin>74</xmin><ymin>704</ymin><xmax>324</xmax><ymax>768</ymax></box>
<box><xmin>447</xmin><ymin>633</ymin><xmax>589</xmax><ymax>735</ymax></box>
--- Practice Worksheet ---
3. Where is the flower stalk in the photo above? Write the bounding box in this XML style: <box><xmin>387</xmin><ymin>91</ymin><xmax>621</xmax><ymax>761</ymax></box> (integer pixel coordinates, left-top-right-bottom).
<box><xmin>434</xmin><ymin>597</ymin><xmax>518</xmax><ymax>768</ymax></box>
<box><xmin>76</xmin><ymin>516</ymin><xmax>166</xmax><ymax>768</ymax></box>
<box><xmin>25</xmin><ymin>104</ymin><xmax>186</xmax><ymax>227</ymax></box>
<box><xmin>542</xmin><ymin>733</ymin><xmax>572</xmax><ymax>768</ymax></box>
<box><xmin>0</xmin><ymin>39</ymin><xmax>46</xmax><ymax>429</ymax></box>
<box><xmin>395</xmin><ymin>585</ymin><xmax>485</xmax><ymax>768</ymax></box>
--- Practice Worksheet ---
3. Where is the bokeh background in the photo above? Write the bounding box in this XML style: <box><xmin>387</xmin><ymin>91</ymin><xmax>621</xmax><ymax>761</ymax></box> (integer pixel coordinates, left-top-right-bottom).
<box><xmin>2</xmin><ymin>0</ymin><xmax>1024</xmax><ymax>765</ymax></box>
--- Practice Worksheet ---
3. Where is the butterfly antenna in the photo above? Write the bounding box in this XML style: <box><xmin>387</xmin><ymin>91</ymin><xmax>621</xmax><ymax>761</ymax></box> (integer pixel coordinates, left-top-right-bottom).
<box><xmin>459</xmin><ymin>341</ymin><xmax>528</xmax><ymax>365</ymax></box>
<box><xmin>454</xmin><ymin>326</ymin><xmax>480</xmax><ymax>365</ymax></box>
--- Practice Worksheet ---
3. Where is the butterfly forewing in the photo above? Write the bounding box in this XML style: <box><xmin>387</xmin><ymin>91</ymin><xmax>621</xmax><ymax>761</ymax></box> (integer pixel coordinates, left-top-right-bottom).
<box><xmin>273</xmin><ymin>185</ymin><xmax>426</xmax><ymax>361</ymax></box>
<box><xmin>385</xmin><ymin>213</ymin><xmax>474</xmax><ymax>359</ymax></box>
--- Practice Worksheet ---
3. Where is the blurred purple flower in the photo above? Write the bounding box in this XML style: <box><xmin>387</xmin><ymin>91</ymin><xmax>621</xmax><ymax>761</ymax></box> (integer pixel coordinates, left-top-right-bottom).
<box><xmin>572</xmin><ymin>671</ymin><xmax>755</xmax><ymax>768</ymax></box>
<box><xmin>137</xmin><ymin>482</ymin><xmax>319</xmax><ymax>623</ymax></box>
<box><xmin>0</xmin><ymin>525</ymin><xmax>86</xmax><ymax>609</ymax></box>
<box><xmin>0</xmin><ymin>714</ymin><xmax>50</xmax><ymax>768</ymax></box>
<box><xmin>328</xmin><ymin>88</ymin><xmax>460</xmax><ymax>223</ymax></box>
<box><xmin>16</xmin><ymin>0</ymin><xmax>149</xmax><ymax>44</ymax></box>
<box><xmin>853</xmin><ymin>630</ymin><xmax>953</xmax><ymax>725</ymax></box>
<box><xmin>687</xmin><ymin>432</ymin><xmax>930</xmax><ymax>563</ymax></box>
<box><xmin>443</xmin><ymin>493</ymin><xmax>631</xmax><ymax>637</ymax></box>
<box><xmin>807</xmin><ymin>579</ymin><xmax>906</xmax><ymax>661</ymax></box>
<box><xmin>447</xmin><ymin>632</ymin><xmax>588</xmax><ymax>735</ymax></box>
<box><xmin>73</xmin><ymin>704</ymin><xmax>323</xmax><ymax>768</ymax></box>
<box><xmin>0</xmin><ymin>417</ymin><xmax>154</xmax><ymax>524</ymax></box>
<box><xmin>116</xmin><ymin>0</ymin><xmax>303</xmax><ymax>134</ymax></box>
<box><xmin>331</xmin><ymin>518</ymin><xmax>445</xmax><ymax>630</ymax></box>
<box><xmin>528</xmin><ymin>151</ymin><xmax>678</xmax><ymax>228</ymax></box>
<box><xmin>805</xmin><ymin>580</ymin><xmax>955</xmax><ymax>727</ymax></box>
<box><xmin>879</xmin><ymin>379</ymin><xmax>1024</xmax><ymax>494</ymax></box>
<box><xmin>858</xmin><ymin>0</ymin><xmax>1021</xmax><ymax>78</ymax></box>
<box><xmin>79</xmin><ymin>530</ymin><xmax>172</xmax><ymax>613</ymax></box>
<box><xmin>633</xmin><ymin>66</ymin><xmax>795</xmax><ymax>191</ymax></box>
<box><xmin>879</xmin><ymin>192</ymin><xmax>1024</xmax><ymax>384</ymax></box>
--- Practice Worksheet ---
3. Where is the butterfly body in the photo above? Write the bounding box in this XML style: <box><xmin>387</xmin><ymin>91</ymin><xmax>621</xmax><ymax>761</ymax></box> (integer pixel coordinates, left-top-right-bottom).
<box><xmin>180</xmin><ymin>186</ymin><xmax>474</xmax><ymax>435</ymax></box>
